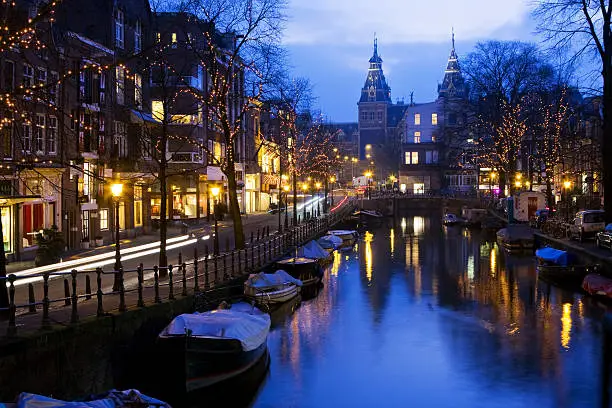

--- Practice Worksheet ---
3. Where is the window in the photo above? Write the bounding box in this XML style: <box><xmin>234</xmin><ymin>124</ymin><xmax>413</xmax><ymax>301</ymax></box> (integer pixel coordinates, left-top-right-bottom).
<box><xmin>115</xmin><ymin>9</ymin><xmax>124</xmax><ymax>48</ymax></box>
<box><xmin>115</xmin><ymin>66</ymin><xmax>124</xmax><ymax>105</ymax></box>
<box><xmin>23</xmin><ymin>64</ymin><xmax>34</xmax><ymax>89</ymax></box>
<box><xmin>134</xmin><ymin>73</ymin><xmax>142</xmax><ymax>108</ymax></box>
<box><xmin>426</xmin><ymin>151</ymin><xmax>433</xmax><ymax>164</ymax></box>
<box><xmin>369</xmin><ymin>112</ymin><xmax>374</xmax><ymax>121</ymax></box>
<box><xmin>99</xmin><ymin>208</ymin><xmax>109</xmax><ymax>230</ymax></box>
<box><xmin>35</xmin><ymin>114</ymin><xmax>45</xmax><ymax>153</ymax></box>
<box><xmin>152</xmin><ymin>100</ymin><xmax>164</xmax><ymax>121</ymax></box>
<box><xmin>36</xmin><ymin>67</ymin><xmax>46</xmax><ymax>86</ymax></box>
<box><xmin>432</xmin><ymin>113</ymin><xmax>438</xmax><ymax>125</ymax></box>
<box><xmin>134</xmin><ymin>185</ymin><xmax>142</xmax><ymax>227</ymax></box>
<box><xmin>3</xmin><ymin>61</ymin><xmax>14</xmax><ymax>92</ymax></box>
<box><xmin>156</xmin><ymin>32</ymin><xmax>161</xmax><ymax>43</ymax></box>
<box><xmin>99</xmin><ymin>72</ymin><xmax>106</xmax><ymax>105</ymax></box>
<box><xmin>414</xmin><ymin>113</ymin><xmax>421</xmax><ymax>125</ymax></box>
<box><xmin>22</xmin><ymin>122</ymin><xmax>31</xmax><ymax>152</ymax></box>
<box><xmin>171</xmin><ymin>33</ymin><xmax>178</xmax><ymax>48</ymax></box>
<box><xmin>141</xmin><ymin>127</ymin><xmax>152</xmax><ymax>159</ymax></box>
<box><xmin>134</xmin><ymin>20</ymin><xmax>142</xmax><ymax>53</ymax></box>
<box><xmin>414</xmin><ymin>183</ymin><xmax>425</xmax><ymax>195</ymax></box>
<box><xmin>431</xmin><ymin>135</ymin><xmax>437</xmax><ymax>143</ymax></box>
<box><xmin>404</xmin><ymin>151</ymin><xmax>419</xmax><ymax>165</ymax></box>
<box><xmin>47</xmin><ymin>116</ymin><xmax>57</xmax><ymax>154</ymax></box>
<box><xmin>114</xmin><ymin>121</ymin><xmax>128</xmax><ymax>158</ymax></box>
<box><xmin>118</xmin><ymin>202</ymin><xmax>125</xmax><ymax>230</ymax></box>
<box><xmin>377</xmin><ymin>111</ymin><xmax>382</xmax><ymax>122</ymax></box>
<box><xmin>361</xmin><ymin>111</ymin><xmax>367</xmax><ymax>121</ymax></box>
<box><xmin>414</xmin><ymin>131</ymin><xmax>421</xmax><ymax>143</ymax></box>
<box><xmin>49</xmin><ymin>71</ymin><xmax>58</xmax><ymax>104</ymax></box>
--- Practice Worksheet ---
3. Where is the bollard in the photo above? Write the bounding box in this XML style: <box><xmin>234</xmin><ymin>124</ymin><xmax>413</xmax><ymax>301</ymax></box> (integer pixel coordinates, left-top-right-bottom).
<box><xmin>118</xmin><ymin>268</ymin><xmax>126</xmax><ymax>312</ymax></box>
<box><xmin>154</xmin><ymin>265</ymin><xmax>161</xmax><ymax>303</ymax></box>
<box><xmin>96</xmin><ymin>268</ymin><xmax>104</xmax><ymax>317</ymax></box>
<box><xmin>28</xmin><ymin>283</ymin><xmax>36</xmax><ymax>313</ymax></box>
<box><xmin>64</xmin><ymin>278</ymin><xmax>71</xmax><ymax>306</ymax></box>
<box><xmin>42</xmin><ymin>272</ymin><xmax>50</xmax><ymax>327</ymax></box>
<box><xmin>7</xmin><ymin>275</ymin><xmax>16</xmax><ymax>336</ymax></box>
<box><xmin>85</xmin><ymin>275</ymin><xmax>92</xmax><ymax>300</ymax></box>
<box><xmin>194</xmin><ymin>246</ymin><xmax>200</xmax><ymax>292</ymax></box>
<box><xmin>182</xmin><ymin>263</ymin><xmax>187</xmax><ymax>296</ymax></box>
<box><xmin>168</xmin><ymin>264</ymin><xmax>175</xmax><ymax>300</ymax></box>
<box><xmin>137</xmin><ymin>264</ymin><xmax>144</xmax><ymax>307</ymax></box>
<box><xmin>71</xmin><ymin>269</ymin><xmax>79</xmax><ymax>323</ymax></box>
<box><xmin>204</xmin><ymin>245</ymin><xmax>210</xmax><ymax>289</ymax></box>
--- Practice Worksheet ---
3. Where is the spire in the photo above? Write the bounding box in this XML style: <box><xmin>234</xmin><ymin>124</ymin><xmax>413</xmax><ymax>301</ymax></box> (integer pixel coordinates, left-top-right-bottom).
<box><xmin>360</xmin><ymin>36</ymin><xmax>391</xmax><ymax>103</ymax></box>
<box><xmin>438</xmin><ymin>30</ymin><xmax>466</xmax><ymax>99</ymax></box>
<box><xmin>369</xmin><ymin>34</ymin><xmax>382</xmax><ymax>64</ymax></box>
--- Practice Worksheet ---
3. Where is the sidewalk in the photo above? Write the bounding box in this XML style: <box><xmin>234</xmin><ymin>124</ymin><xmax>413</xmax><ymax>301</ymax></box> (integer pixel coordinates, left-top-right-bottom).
<box><xmin>5</xmin><ymin>212</ymin><xmax>273</xmax><ymax>274</ymax></box>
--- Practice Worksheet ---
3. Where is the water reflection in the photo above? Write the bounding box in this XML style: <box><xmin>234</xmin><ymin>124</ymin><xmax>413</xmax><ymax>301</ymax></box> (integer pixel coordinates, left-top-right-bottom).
<box><xmin>254</xmin><ymin>212</ymin><xmax>609</xmax><ymax>408</ymax></box>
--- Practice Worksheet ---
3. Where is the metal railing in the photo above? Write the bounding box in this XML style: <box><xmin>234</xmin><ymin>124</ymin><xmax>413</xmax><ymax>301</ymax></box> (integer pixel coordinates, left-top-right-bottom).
<box><xmin>0</xmin><ymin>199</ymin><xmax>356</xmax><ymax>336</ymax></box>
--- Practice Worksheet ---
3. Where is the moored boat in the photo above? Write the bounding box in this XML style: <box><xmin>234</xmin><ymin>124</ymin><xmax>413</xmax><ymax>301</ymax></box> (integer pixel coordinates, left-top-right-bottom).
<box><xmin>443</xmin><ymin>213</ymin><xmax>462</xmax><ymax>226</ymax></box>
<box><xmin>275</xmin><ymin>257</ymin><xmax>323</xmax><ymax>298</ymax></box>
<box><xmin>244</xmin><ymin>270</ymin><xmax>302</xmax><ymax>306</ymax></box>
<box><xmin>535</xmin><ymin>247</ymin><xmax>594</xmax><ymax>285</ymax></box>
<box><xmin>496</xmin><ymin>224</ymin><xmax>534</xmax><ymax>253</ymax></box>
<box><xmin>157</xmin><ymin>302</ymin><xmax>270</xmax><ymax>395</ymax></box>
<box><xmin>297</xmin><ymin>240</ymin><xmax>333</xmax><ymax>266</ymax></box>
<box><xmin>583</xmin><ymin>273</ymin><xmax>612</xmax><ymax>299</ymax></box>
<box><xmin>5</xmin><ymin>389</ymin><xmax>170</xmax><ymax>407</ymax></box>
<box><xmin>317</xmin><ymin>234</ymin><xmax>343</xmax><ymax>251</ymax></box>
<box><xmin>328</xmin><ymin>229</ymin><xmax>358</xmax><ymax>248</ymax></box>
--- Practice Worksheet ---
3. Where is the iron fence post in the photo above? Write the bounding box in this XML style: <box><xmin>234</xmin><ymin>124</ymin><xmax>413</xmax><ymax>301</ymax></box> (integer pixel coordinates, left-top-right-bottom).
<box><xmin>7</xmin><ymin>274</ymin><xmax>16</xmax><ymax>336</ymax></box>
<box><xmin>70</xmin><ymin>269</ymin><xmax>79</xmax><ymax>323</ymax></box>
<box><xmin>118</xmin><ymin>267</ymin><xmax>126</xmax><ymax>312</ymax></box>
<box><xmin>96</xmin><ymin>268</ymin><xmax>104</xmax><ymax>317</ymax></box>
<box><xmin>154</xmin><ymin>265</ymin><xmax>161</xmax><ymax>303</ymax></box>
<box><xmin>137</xmin><ymin>263</ymin><xmax>144</xmax><ymax>307</ymax></box>
<box><xmin>168</xmin><ymin>264</ymin><xmax>175</xmax><ymax>300</ymax></box>
<box><xmin>42</xmin><ymin>272</ymin><xmax>50</xmax><ymax>328</ymax></box>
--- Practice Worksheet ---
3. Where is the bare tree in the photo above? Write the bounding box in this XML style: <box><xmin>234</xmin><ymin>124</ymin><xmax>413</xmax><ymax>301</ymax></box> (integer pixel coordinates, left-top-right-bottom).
<box><xmin>533</xmin><ymin>0</ymin><xmax>612</xmax><ymax>221</ymax></box>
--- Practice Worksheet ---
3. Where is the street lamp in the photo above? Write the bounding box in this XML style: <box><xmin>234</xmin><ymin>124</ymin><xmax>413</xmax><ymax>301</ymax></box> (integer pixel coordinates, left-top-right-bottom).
<box><xmin>315</xmin><ymin>182</ymin><xmax>322</xmax><ymax>216</ymax></box>
<box><xmin>330</xmin><ymin>176</ymin><xmax>336</xmax><ymax>207</ymax></box>
<box><xmin>365</xmin><ymin>171</ymin><xmax>372</xmax><ymax>199</ymax></box>
<box><xmin>111</xmin><ymin>182</ymin><xmax>123</xmax><ymax>291</ymax></box>
<box><xmin>563</xmin><ymin>180</ymin><xmax>572</xmax><ymax>222</ymax></box>
<box><xmin>302</xmin><ymin>183</ymin><xmax>308</xmax><ymax>221</ymax></box>
<box><xmin>211</xmin><ymin>186</ymin><xmax>220</xmax><ymax>255</ymax></box>
<box><xmin>283</xmin><ymin>185</ymin><xmax>289</xmax><ymax>228</ymax></box>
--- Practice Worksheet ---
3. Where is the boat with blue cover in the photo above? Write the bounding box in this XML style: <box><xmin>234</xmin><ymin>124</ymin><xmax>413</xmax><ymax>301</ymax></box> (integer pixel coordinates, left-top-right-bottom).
<box><xmin>244</xmin><ymin>270</ymin><xmax>302</xmax><ymax>306</ymax></box>
<box><xmin>4</xmin><ymin>389</ymin><xmax>170</xmax><ymax>407</ymax></box>
<box><xmin>535</xmin><ymin>247</ymin><xmax>596</xmax><ymax>285</ymax></box>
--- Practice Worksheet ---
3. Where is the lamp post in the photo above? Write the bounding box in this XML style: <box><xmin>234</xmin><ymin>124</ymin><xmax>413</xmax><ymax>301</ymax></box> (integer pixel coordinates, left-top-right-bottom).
<box><xmin>211</xmin><ymin>186</ymin><xmax>220</xmax><ymax>255</ymax></box>
<box><xmin>330</xmin><ymin>176</ymin><xmax>336</xmax><ymax>207</ymax></box>
<box><xmin>283</xmin><ymin>185</ymin><xmax>289</xmax><ymax>228</ymax></box>
<box><xmin>563</xmin><ymin>180</ymin><xmax>571</xmax><ymax>222</ymax></box>
<box><xmin>111</xmin><ymin>183</ymin><xmax>123</xmax><ymax>291</ymax></box>
<box><xmin>315</xmin><ymin>182</ymin><xmax>322</xmax><ymax>216</ymax></box>
<box><xmin>365</xmin><ymin>171</ymin><xmax>372</xmax><ymax>200</ymax></box>
<box><xmin>302</xmin><ymin>183</ymin><xmax>308</xmax><ymax>221</ymax></box>
<box><xmin>490</xmin><ymin>171</ymin><xmax>496</xmax><ymax>203</ymax></box>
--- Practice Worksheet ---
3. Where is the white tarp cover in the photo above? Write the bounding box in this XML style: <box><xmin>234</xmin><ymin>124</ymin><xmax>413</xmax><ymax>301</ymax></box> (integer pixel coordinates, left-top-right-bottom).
<box><xmin>14</xmin><ymin>389</ymin><xmax>170</xmax><ymax>408</ymax></box>
<box><xmin>318</xmin><ymin>234</ymin><xmax>343</xmax><ymax>249</ymax></box>
<box><xmin>297</xmin><ymin>240</ymin><xmax>330</xmax><ymax>259</ymax></box>
<box><xmin>245</xmin><ymin>270</ymin><xmax>303</xmax><ymax>288</ymax></box>
<box><xmin>160</xmin><ymin>303</ymin><xmax>271</xmax><ymax>352</ymax></box>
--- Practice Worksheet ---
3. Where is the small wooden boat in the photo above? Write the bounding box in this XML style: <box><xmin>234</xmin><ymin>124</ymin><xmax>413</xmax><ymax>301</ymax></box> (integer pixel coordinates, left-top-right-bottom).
<box><xmin>327</xmin><ymin>229</ymin><xmax>358</xmax><ymax>248</ymax></box>
<box><xmin>583</xmin><ymin>273</ymin><xmax>612</xmax><ymax>298</ymax></box>
<box><xmin>244</xmin><ymin>270</ymin><xmax>302</xmax><ymax>306</ymax></box>
<box><xmin>535</xmin><ymin>247</ymin><xmax>594</xmax><ymax>285</ymax></box>
<box><xmin>297</xmin><ymin>240</ymin><xmax>333</xmax><ymax>266</ymax></box>
<box><xmin>158</xmin><ymin>302</ymin><xmax>270</xmax><ymax>395</ymax></box>
<box><xmin>5</xmin><ymin>389</ymin><xmax>170</xmax><ymax>407</ymax></box>
<box><xmin>318</xmin><ymin>234</ymin><xmax>343</xmax><ymax>250</ymax></box>
<box><xmin>443</xmin><ymin>213</ymin><xmax>462</xmax><ymax>226</ymax></box>
<box><xmin>496</xmin><ymin>224</ymin><xmax>534</xmax><ymax>252</ymax></box>
<box><xmin>275</xmin><ymin>257</ymin><xmax>323</xmax><ymax>299</ymax></box>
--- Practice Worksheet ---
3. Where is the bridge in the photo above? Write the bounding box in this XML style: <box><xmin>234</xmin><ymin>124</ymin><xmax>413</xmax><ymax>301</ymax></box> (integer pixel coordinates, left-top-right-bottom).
<box><xmin>0</xmin><ymin>200</ymin><xmax>355</xmax><ymax>400</ymax></box>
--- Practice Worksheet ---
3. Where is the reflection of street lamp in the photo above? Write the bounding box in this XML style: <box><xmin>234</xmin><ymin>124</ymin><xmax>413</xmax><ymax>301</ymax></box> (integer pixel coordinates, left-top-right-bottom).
<box><xmin>111</xmin><ymin>183</ymin><xmax>123</xmax><ymax>291</ymax></box>
<box><xmin>211</xmin><ymin>186</ymin><xmax>220</xmax><ymax>255</ymax></box>
<box><xmin>563</xmin><ymin>180</ymin><xmax>572</xmax><ymax>222</ymax></box>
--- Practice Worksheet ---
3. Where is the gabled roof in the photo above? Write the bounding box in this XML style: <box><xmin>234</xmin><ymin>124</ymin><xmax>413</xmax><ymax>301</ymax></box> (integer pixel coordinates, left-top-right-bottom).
<box><xmin>359</xmin><ymin>37</ymin><xmax>392</xmax><ymax>104</ymax></box>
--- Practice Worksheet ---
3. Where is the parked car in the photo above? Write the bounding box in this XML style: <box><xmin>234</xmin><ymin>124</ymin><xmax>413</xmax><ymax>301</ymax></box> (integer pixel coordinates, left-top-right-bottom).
<box><xmin>568</xmin><ymin>210</ymin><xmax>606</xmax><ymax>242</ymax></box>
<box><xmin>597</xmin><ymin>224</ymin><xmax>612</xmax><ymax>249</ymax></box>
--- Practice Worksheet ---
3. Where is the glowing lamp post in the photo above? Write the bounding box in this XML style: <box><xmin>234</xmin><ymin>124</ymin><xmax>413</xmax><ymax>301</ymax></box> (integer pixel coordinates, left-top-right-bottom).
<box><xmin>365</xmin><ymin>171</ymin><xmax>373</xmax><ymax>199</ymax></box>
<box><xmin>283</xmin><ymin>185</ymin><xmax>290</xmax><ymax>228</ymax></box>
<box><xmin>302</xmin><ymin>183</ymin><xmax>308</xmax><ymax>221</ymax></box>
<box><xmin>211</xmin><ymin>186</ymin><xmax>220</xmax><ymax>255</ymax></box>
<box><xmin>563</xmin><ymin>180</ymin><xmax>572</xmax><ymax>222</ymax></box>
<box><xmin>490</xmin><ymin>172</ymin><xmax>496</xmax><ymax>201</ymax></box>
<box><xmin>315</xmin><ymin>182</ymin><xmax>322</xmax><ymax>216</ymax></box>
<box><xmin>330</xmin><ymin>176</ymin><xmax>336</xmax><ymax>207</ymax></box>
<box><xmin>111</xmin><ymin>182</ymin><xmax>123</xmax><ymax>291</ymax></box>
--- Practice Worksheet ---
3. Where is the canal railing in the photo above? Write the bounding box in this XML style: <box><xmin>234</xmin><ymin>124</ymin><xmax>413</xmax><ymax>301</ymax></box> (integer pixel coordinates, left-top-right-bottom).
<box><xmin>0</xmin><ymin>199</ymin><xmax>356</xmax><ymax>337</ymax></box>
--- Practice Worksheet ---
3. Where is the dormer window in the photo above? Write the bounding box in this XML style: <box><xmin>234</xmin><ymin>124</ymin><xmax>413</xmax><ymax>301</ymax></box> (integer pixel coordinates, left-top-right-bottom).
<box><xmin>115</xmin><ymin>9</ymin><xmax>124</xmax><ymax>49</ymax></box>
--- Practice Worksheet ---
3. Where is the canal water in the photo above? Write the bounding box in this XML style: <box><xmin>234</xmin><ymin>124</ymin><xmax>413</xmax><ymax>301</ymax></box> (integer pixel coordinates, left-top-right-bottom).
<box><xmin>250</xmin><ymin>211</ymin><xmax>607</xmax><ymax>408</ymax></box>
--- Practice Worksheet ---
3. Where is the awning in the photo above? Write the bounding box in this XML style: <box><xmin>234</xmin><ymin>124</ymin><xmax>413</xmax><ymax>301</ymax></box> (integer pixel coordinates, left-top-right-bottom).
<box><xmin>131</xmin><ymin>109</ymin><xmax>159</xmax><ymax>124</ymax></box>
<box><xmin>0</xmin><ymin>195</ymin><xmax>42</xmax><ymax>205</ymax></box>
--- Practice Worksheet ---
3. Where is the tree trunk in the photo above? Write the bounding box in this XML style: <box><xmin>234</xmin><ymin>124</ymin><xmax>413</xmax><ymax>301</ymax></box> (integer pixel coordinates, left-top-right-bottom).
<box><xmin>546</xmin><ymin>177</ymin><xmax>554</xmax><ymax>211</ymax></box>
<box><xmin>0</xmin><ymin>213</ymin><xmax>9</xmax><ymax>318</ymax></box>
<box><xmin>225</xmin><ymin>157</ymin><xmax>245</xmax><ymax>249</ymax></box>
<box><xmin>158</xmin><ymin>124</ymin><xmax>168</xmax><ymax>274</ymax></box>
<box><xmin>602</xmin><ymin>36</ymin><xmax>612</xmax><ymax>223</ymax></box>
<box><xmin>499</xmin><ymin>172</ymin><xmax>507</xmax><ymax>198</ymax></box>
<box><xmin>293</xmin><ymin>172</ymin><xmax>297</xmax><ymax>225</ymax></box>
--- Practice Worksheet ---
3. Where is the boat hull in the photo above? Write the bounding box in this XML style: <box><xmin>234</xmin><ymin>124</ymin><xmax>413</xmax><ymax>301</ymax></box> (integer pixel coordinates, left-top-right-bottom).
<box><xmin>244</xmin><ymin>284</ymin><xmax>300</xmax><ymax>305</ymax></box>
<box><xmin>537</xmin><ymin>264</ymin><xmax>590</xmax><ymax>286</ymax></box>
<box><xmin>275</xmin><ymin>259</ymin><xmax>323</xmax><ymax>299</ymax></box>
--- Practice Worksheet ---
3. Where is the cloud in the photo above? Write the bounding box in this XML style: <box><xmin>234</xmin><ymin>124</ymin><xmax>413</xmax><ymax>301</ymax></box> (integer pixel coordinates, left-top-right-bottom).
<box><xmin>284</xmin><ymin>0</ymin><xmax>531</xmax><ymax>45</ymax></box>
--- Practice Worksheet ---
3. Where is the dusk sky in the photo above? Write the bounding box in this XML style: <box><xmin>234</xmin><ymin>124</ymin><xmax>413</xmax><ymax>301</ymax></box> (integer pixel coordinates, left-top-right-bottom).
<box><xmin>282</xmin><ymin>0</ymin><xmax>537</xmax><ymax>122</ymax></box>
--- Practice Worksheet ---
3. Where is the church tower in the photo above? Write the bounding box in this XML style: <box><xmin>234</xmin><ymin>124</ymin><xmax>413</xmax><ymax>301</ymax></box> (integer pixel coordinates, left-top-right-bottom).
<box><xmin>357</xmin><ymin>37</ymin><xmax>392</xmax><ymax>159</ymax></box>
<box><xmin>438</xmin><ymin>31</ymin><xmax>466</xmax><ymax>99</ymax></box>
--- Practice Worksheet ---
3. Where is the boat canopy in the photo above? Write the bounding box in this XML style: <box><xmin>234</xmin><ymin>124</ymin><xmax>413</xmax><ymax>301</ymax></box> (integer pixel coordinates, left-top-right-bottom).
<box><xmin>14</xmin><ymin>389</ymin><xmax>170</xmax><ymax>408</ymax></box>
<box><xmin>328</xmin><ymin>230</ymin><xmax>357</xmax><ymax>237</ymax></box>
<box><xmin>245</xmin><ymin>270</ymin><xmax>303</xmax><ymax>288</ymax></box>
<box><xmin>535</xmin><ymin>247</ymin><xmax>569</xmax><ymax>266</ymax></box>
<box><xmin>160</xmin><ymin>302</ymin><xmax>270</xmax><ymax>351</ymax></box>
<box><xmin>297</xmin><ymin>240</ymin><xmax>330</xmax><ymax>259</ymax></box>
<box><xmin>277</xmin><ymin>257</ymin><xmax>317</xmax><ymax>265</ymax></box>
<box><xmin>318</xmin><ymin>234</ymin><xmax>343</xmax><ymax>249</ymax></box>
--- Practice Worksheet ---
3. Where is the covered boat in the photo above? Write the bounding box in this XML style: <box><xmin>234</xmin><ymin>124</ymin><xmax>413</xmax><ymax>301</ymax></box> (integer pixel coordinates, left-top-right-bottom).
<box><xmin>535</xmin><ymin>247</ymin><xmax>594</xmax><ymax>285</ymax></box>
<box><xmin>158</xmin><ymin>302</ymin><xmax>270</xmax><ymax>394</ymax></box>
<box><xmin>297</xmin><ymin>240</ymin><xmax>333</xmax><ymax>265</ymax></box>
<box><xmin>442</xmin><ymin>213</ymin><xmax>462</xmax><ymax>226</ymax></box>
<box><xmin>275</xmin><ymin>257</ymin><xmax>323</xmax><ymax>299</ymax></box>
<box><xmin>583</xmin><ymin>273</ymin><xmax>612</xmax><ymax>298</ymax></box>
<box><xmin>496</xmin><ymin>224</ymin><xmax>534</xmax><ymax>252</ymax></box>
<box><xmin>244</xmin><ymin>270</ymin><xmax>302</xmax><ymax>305</ymax></box>
<box><xmin>317</xmin><ymin>234</ymin><xmax>343</xmax><ymax>250</ymax></box>
<box><xmin>327</xmin><ymin>230</ymin><xmax>358</xmax><ymax>249</ymax></box>
<box><xmin>8</xmin><ymin>389</ymin><xmax>170</xmax><ymax>407</ymax></box>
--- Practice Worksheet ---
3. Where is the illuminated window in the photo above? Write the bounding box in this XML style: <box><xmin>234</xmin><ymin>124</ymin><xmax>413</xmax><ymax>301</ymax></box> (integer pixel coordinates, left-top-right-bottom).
<box><xmin>156</xmin><ymin>32</ymin><xmax>161</xmax><ymax>43</ymax></box>
<box><xmin>134</xmin><ymin>185</ymin><xmax>142</xmax><ymax>226</ymax></box>
<box><xmin>115</xmin><ymin>66</ymin><xmax>125</xmax><ymax>105</ymax></box>
<box><xmin>134</xmin><ymin>20</ymin><xmax>142</xmax><ymax>53</ymax></box>
<box><xmin>99</xmin><ymin>208</ymin><xmax>109</xmax><ymax>230</ymax></box>
<box><xmin>432</xmin><ymin>135</ymin><xmax>437</xmax><ymax>143</ymax></box>
<box><xmin>414</xmin><ymin>131</ymin><xmax>421</xmax><ymax>143</ymax></box>
<box><xmin>171</xmin><ymin>33</ymin><xmax>177</xmax><ymax>48</ymax></box>
<box><xmin>115</xmin><ymin>9</ymin><xmax>124</xmax><ymax>48</ymax></box>
<box><xmin>432</xmin><ymin>113</ymin><xmax>438</xmax><ymax>125</ymax></box>
<box><xmin>412</xmin><ymin>151</ymin><xmax>419</xmax><ymax>164</ymax></box>
<box><xmin>23</xmin><ymin>64</ymin><xmax>33</xmax><ymax>88</ymax></box>
<box><xmin>134</xmin><ymin>74</ymin><xmax>142</xmax><ymax>108</ymax></box>
<box><xmin>404</xmin><ymin>151</ymin><xmax>419</xmax><ymax>165</ymax></box>
<box><xmin>35</xmin><ymin>114</ymin><xmax>44</xmax><ymax>153</ymax></box>
<box><xmin>414</xmin><ymin>113</ymin><xmax>421</xmax><ymax>125</ymax></box>
<box><xmin>22</xmin><ymin>122</ymin><xmax>31</xmax><ymax>153</ymax></box>
<box><xmin>152</xmin><ymin>100</ymin><xmax>164</xmax><ymax>121</ymax></box>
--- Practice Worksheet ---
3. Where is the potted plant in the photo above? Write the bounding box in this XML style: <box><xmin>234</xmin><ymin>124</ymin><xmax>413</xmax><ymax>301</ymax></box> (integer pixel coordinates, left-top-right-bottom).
<box><xmin>94</xmin><ymin>235</ymin><xmax>104</xmax><ymax>246</ymax></box>
<box><xmin>81</xmin><ymin>237</ymin><xmax>90</xmax><ymax>249</ymax></box>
